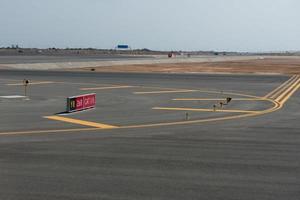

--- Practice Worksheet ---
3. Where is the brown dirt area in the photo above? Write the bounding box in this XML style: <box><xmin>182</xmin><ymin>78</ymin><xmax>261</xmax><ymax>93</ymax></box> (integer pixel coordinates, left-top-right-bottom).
<box><xmin>79</xmin><ymin>57</ymin><xmax>300</xmax><ymax>75</ymax></box>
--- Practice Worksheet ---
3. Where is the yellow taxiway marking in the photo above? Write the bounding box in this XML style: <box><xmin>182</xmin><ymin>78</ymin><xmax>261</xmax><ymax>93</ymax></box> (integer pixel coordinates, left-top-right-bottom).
<box><xmin>0</xmin><ymin>128</ymin><xmax>101</xmax><ymax>136</ymax></box>
<box><xmin>271</xmin><ymin>77</ymin><xmax>300</xmax><ymax>100</ymax></box>
<box><xmin>280</xmin><ymin>82</ymin><xmax>300</xmax><ymax>105</ymax></box>
<box><xmin>152</xmin><ymin>107</ymin><xmax>259</xmax><ymax>114</ymax></box>
<box><xmin>80</xmin><ymin>86</ymin><xmax>136</xmax><ymax>91</ymax></box>
<box><xmin>134</xmin><ymin>90</ymin><xmax>197</xmax><ymax>94</ymax></box>
<box><xmin>275</xmin><ymin>77</ymin><xmax>300</xmax><ymax>102</ymax></box>
<box><xmin>44</xmin><ymin>116</ymin><xmax>118</xmax><ymax>129</ymax></box>
<box><xmin>136</xmin><ymin>88</ymin><xmax>262</xmax><ymax>99</ymax></box>
<box><xmin>0</xmin><ymin>99</ymin><xmax>280</xmax><ymax>136</ymax></box>
<box><xmin>2</xmin><ymin>75</ymin><xmax>300</xmax><ymax>136</ymax></box>
<box><xmin>277</xmin><ymin>79</ymin><xmax>300</xmax><ymax>104</ymax></box>
<box><xmin>264</xmin><ymin>75</ymin><xmax>297</xmax><ymax>98</ymax></box>
<box><xmin>266</xmin><ymin>75</ymin><xmax>300</xmax><ymax>99</ymax></box>
<box><xmin>172</xmin><ymin>98</ymin><xmax>266</xmax><ymax>101</ymax></box>
<box><xmin>122</xmin><ymin>100</ymin><xmax>281</xmax><ymax>129</ymax></box>
<box><xmin>6</xmin><ymin>81</ymin><xmax>55</xmax><ymax>86</ymax></box>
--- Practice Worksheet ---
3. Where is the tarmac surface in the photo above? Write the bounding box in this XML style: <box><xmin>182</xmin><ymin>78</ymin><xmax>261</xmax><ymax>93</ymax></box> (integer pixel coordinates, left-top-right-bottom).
<box><xmin>0</xmin><ymin>55</ymin><xmax>267</xmax><ymax>70</ymax></box>
<box><xmin>0</xmin><ymin>55</ymin><xmax>152</xmax><ymax>64</ymax></box>
<box><xmin>0</xmin><ymin>70</ymin><xmax>299</xmax><ymax>200</ymax></box>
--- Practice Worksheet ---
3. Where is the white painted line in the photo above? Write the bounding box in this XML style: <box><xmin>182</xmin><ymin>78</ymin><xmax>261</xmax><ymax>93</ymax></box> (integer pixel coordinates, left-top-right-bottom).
<box><xmin>134</xmin><ymin>90</ymin><xmax>197</xmax><ymax>94</ymax></box>
<box><xmin>80</xmin><ymin>86</ymin><xmax>136</xmax><ymax>91</ymax></box>
<box><xmin>6</xmin><ymin>81</ymin><xmax>55</xmax><ymax>86</ymax></box>
<box><xmin>0</xmin><ymin>95</ymin><xmax>26</xmax><ymax>99</ymax></box>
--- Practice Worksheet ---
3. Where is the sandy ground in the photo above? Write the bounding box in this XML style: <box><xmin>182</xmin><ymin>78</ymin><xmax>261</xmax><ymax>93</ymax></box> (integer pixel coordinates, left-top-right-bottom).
<box><xmin>78</xmin><ymin>56</ymin><xmax>300</xmax><ymax>75</ymax></box>
<box><xmin>1</xmin><ymin>55</ymin><xmax>300</xmax><ymax>75</ymax></box>
<box><xmin>0</xmin><ymin>55</ymin><xmax>265</xmax><ymax>70</ymax></box>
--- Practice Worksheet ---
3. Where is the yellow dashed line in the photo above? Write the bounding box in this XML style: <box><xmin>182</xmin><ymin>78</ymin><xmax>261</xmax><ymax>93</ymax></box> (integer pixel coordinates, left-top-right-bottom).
<box><xmin>44</xmin><ymin>116</ymin><xmax>118</xmax><ymax>129</ymax></box>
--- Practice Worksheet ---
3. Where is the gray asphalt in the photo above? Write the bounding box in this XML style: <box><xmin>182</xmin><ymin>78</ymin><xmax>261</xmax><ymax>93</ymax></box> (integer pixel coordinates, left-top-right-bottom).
<box><xmin>0</xmin><ymin>70</ymin><xmax>299</xmax><ymax>200</ymax></box>
<box><xmin>0</xmin><ymin>55</ymin><xmax>153</xmax><ymax>64</ymax></box>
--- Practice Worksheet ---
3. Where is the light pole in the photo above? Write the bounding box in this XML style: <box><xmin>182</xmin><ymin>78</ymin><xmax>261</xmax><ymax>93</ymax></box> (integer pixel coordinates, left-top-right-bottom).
<box><xmin>23</xmin><ymin>79</ymin><xmax>30</xmax><ymax>99</ymax></box>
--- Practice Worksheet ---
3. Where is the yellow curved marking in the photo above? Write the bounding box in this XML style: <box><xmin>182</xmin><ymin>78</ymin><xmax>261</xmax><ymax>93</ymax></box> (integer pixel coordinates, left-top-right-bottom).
<box><xmin>0</xmin><ymin>99</ymin><xmax>280</xmax><ymax>135</ymax></box>
<box><xmin>276</xmin><ymin>77</ymin><xmax>300</xmax><ymax>102</ymax></box>
<box><xmin>279</xmin><ymin>81</ymin><xmax>300</xmax><ymax>104</ymax></box>
<box><xmin>0</xmin><ymin>75</ymin><xmax>298</xmax><ymax>135</ymax></box>
<box><xmin>172</xmin><ymin>98</ymin><xmax>266</xmax><ymax>101</ymax></box>
<box><xmin>264</xmin><ymin>75</ymin><xmax>297</xmax><ymax>98</ymax></box>
<box><xmin>120</xmin><ymin>99</ymin><xmax>280</xmax><ymax>129</ymax></box>
<box><xmin>269</xmin><ymin>76</ymin><xmax>300</xmax><ymax>99</ymax></box>
<box><xmin>152</xmin><ymin>107</ymin><xmax>260</xmax><ymax>114</ymax></box>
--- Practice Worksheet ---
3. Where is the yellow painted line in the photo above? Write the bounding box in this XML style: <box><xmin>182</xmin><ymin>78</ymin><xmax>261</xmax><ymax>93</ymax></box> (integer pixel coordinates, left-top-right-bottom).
<box><xmin>172</xmin><ymin>98</ymin><xmax>266</xmax><ymax>101</ymax></box>
<box><xmin>270</xmin><ymin>76</ymin><xmax>299</xmax><ymax>99</ymax></box>
<box><xmin>44</xmin><ymin>116</ymin><xmax>118</xmax><ymax>129</ymax></box>
<box><xmin>152</xmin><ymin>107</ymin><xmax>259</xmax><ymax>114</ymax></box>
<box><xmin>0</xmin><ymin>128</ymin><xmax>101</xmax><ymax>136</ymax></box>
<box><xmin>0</xmin><ymin>99</ymin><xmax>280</xmax><ymax>136</ymax></box>
<box><xmin>264</xmin><ymin>75</ymin><xmax>297</xmax><ymax>98</ymax></box>
<box><xmin>176</xmin><ymin>89</ymin><xmax>262</xmax><ymax>99</ymax></box>
<box><xmin>123</xmin><ymin>100</ymin><xmax>281</xmax><ymax>129</ymax></box>
<box><xmin>135</xmin><ymin>87</ymin><xmax>262</xmax><ymax>98</ymax></box>
<box><xmin>280</xmin><ymin>83</ymin><xmax>300</xmax><ymax>105</ymax></box>
<box><xmin>278</xmin><ymin>81</ymin><xmax>300</xmax><ymax>104</ymax></box>
<box><xmin>80</xmin><ymin>86</ymin><xmax>136</xmax><ymax>91</ymax></box>
<box><xmin>55</xmin><ymin>81</ymin><xmax>122</xmax><ymax>87</ymax></box>
<box><xmin>134</xmin><ymin>90</ymin><xmax>197</xmax><ymax>94</ymax></box>
<box><xmin>275</xmin><ymin>77</ymin><xmax>300</xmax><ymax>102</ymax></box>
<box><xmin>6</xmin><ymin>81</ymin><xmax>55</xmax><ymax>86</ymax></box>
<box><xmin>269</xmin><ymin>76</ymin><xmax>300</xmax><ymax>99</ymax></box>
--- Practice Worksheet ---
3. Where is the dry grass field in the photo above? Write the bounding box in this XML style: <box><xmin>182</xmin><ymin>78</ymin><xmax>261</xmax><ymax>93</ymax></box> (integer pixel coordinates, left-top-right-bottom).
<box><xmin>80</xmin><ymin>57</ymin><xmax>300</xmax><ymax>75</ymax></box>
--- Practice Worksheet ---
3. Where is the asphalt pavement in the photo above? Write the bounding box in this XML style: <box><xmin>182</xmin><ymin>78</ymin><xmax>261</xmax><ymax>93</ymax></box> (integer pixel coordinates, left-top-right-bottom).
<box><xmin>0</xmin><ymin>55</ymin><xmax>153</xmax><ymax>64</ymax></box>
<box><xmin>0</xmin><ymin>70</ymin><xmax>299</xmax><ymax>200</ymax></box>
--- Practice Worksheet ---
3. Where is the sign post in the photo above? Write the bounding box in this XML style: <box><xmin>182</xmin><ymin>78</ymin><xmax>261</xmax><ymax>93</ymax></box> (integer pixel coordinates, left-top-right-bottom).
<box><xmin>66</xmin><ymin>93</ymin><xmax>96</xmax><ymax>113</ymax></box>
<box><xmin>226</xmin><ymin>97</ymin><xmax>232</xmax><ymax>104</ymax></box>
<box><xmin>23</xmin><ymin>79</ymin><xmax>29</xmax><ymax>97</ymax></box>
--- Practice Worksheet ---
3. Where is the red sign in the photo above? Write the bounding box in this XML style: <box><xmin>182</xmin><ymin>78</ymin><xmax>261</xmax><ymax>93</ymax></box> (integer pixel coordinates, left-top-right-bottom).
<box><xmin>76</xmin><ymin>96</ymin><xmax>84</xmax><ymax>110</ymax></box>
<box><xmin>67</xmin><ymin>93</ymin><xmax>96</xmax><ymax>112</ymax></box>
<box><xmin>83</xmin><ymin>94</ymin><xmax>96</xmax><ymax>108</ymax></box>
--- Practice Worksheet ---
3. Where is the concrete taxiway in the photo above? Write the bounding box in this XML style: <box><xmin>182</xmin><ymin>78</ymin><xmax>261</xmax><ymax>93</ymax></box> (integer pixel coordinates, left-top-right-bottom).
<box><xmin>0</xmin><ymin>70</ymin><xmax>299</xmax><ymax>200</ymax></box>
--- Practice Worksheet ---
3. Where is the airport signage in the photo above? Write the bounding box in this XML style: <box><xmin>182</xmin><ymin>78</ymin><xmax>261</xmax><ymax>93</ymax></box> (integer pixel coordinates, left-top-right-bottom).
<box><xmin>67</xmin><ymin>93</ymin><xmax>96</xmax><ymax>113</ymax></box>
<box><xmin>117</xmin><ymin>45</ymin><xmax>129</xmax><ymax>49</ymax></box>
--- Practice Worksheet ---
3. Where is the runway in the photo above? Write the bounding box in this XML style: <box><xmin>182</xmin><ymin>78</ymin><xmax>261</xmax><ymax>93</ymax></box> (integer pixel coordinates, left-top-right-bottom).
<box><xmin>0</xmin><ymin>70</ymin><xmax>299</xmax><ymax>200</ymax></box>
<box><xmin>0</xmin><ymin>55</ymin><xmax>153</xmax><ymax>64</ymax></box>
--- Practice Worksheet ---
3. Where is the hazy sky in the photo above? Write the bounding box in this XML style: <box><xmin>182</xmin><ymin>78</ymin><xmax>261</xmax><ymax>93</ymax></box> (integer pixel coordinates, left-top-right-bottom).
<box><xmin>1</xmin><ymin>0</ymin><xmax>300</xmax><ymax>51</ymax></box>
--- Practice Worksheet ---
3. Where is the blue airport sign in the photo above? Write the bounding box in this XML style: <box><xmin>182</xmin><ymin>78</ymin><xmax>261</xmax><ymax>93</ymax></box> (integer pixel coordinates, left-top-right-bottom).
<box><xmin>117</xmin><ymin>45</ymin><xmax>129</xmax><ymax>49</ymax></box>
